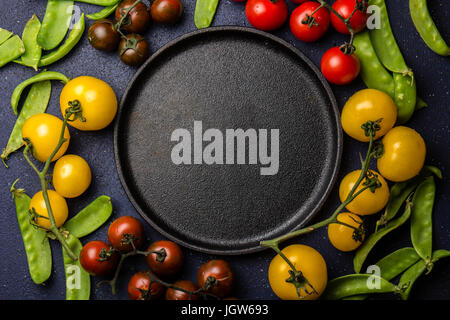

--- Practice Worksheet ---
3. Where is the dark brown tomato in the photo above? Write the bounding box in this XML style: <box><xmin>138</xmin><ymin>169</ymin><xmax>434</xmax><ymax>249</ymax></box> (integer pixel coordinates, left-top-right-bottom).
<box><xmin>79</xmin><ymin>241</ymin><xmax>118</xmax><ymax>276</ymax></box>
<box><xmin>118</xmin><ymin>34</ymin><xmax>150</xmax><ymax>67</ymax></box>
<box><xmin>87</xmin><ymin>19</ymin><xmax>120</xmax><ymax>51</ymax></box>
<box><xmin>146</xmin><ymin>240</ymin><xmax>183</xmax><ymax>277</ymax></box>
<box><xmin>128</xmin><ymin>271</ymin><xmax>165</xmax><ymax>300</ymax></box>
<box><xmin>107</xmin><ymin>216</ymin><xmax>145</xmax><ymax>252</ymax></box>
<box><xmin>115</xmin><ymin>0</ymin><xmax>151</xmax><ymax>33</ymax></box>
<box><xmin>150</xmin><ymin>0</ymin><xmax>183</xmax><ymax>24</ymax></box>
<box><xmin>197</xmin><ymin>260</ymin><xmax>234</xmax><ymax>297</ymax></box>
<box><xmin>165</xmin><ymin>280</ymin><xmax>200</xmax><ymax>300</ymax></box>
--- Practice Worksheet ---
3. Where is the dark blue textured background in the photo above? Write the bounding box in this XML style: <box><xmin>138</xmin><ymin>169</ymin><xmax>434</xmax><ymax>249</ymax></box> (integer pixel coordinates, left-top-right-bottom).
<box><xmin>0</xmin><ymin>0</ymin><xmax>448</xmax><ymax>300</ymax></box>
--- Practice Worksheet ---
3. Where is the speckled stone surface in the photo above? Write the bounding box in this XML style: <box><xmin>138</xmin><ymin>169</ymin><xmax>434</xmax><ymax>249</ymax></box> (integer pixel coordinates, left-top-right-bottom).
<box><xmin>0</xmin><ymin>0</ymin><xmax>448</xmax><ymax>300</ymax></box>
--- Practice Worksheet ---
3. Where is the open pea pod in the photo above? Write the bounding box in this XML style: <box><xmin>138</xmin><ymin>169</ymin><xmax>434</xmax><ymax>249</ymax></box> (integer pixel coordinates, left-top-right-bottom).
<box><xmin>0</xmin><ymin>35</ymin><xmax>25</xmax><ymax>68</ymax></box>
<box><xmin>63</xmin><ymin>234</ymin><xmax>90</xmax><ymax>300</ymax></box>
<box><xmin>0</xmin><ymin>28</ymin><xmax>13</xmax><ymax>45</ymax></box>
<box><xmin>11</xmin><ymin>181</ymin><xmax>52</xmax><ymax>284</ymax></box>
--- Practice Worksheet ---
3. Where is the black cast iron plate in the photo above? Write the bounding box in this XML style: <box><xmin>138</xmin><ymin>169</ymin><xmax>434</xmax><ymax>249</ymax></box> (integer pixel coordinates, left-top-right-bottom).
<box><xmin>114</xmin><ymin>27</ymin><xmax>342</xmax><ymax>255</ymax></box>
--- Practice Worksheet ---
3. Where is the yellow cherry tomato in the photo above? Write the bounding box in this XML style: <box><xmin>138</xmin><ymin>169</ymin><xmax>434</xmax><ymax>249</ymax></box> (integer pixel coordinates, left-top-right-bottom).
<box><xmin>377</xmin><ymin>126</ymin><xmax>426</xmax><ymax>182</ymax></box>
<box><xmin>328</xmin><ymin>212</ymin><xmax>365</xmax><ymax>252</ymax></box>
<box><xmin>341</xmin><ymin>89</ymin><xmax>397</xmax><ymax>142</ymax></box>
<box><xmin>339</xmin><ymin>170</ymin><xmax>389</xmax><ymax>215</ymax></box>
<box><xmin>268</xmin><ymin>244</ymin><xmax>327</xmax><ymax>300</ymax></box>
<box><xmin>52</xmin><ymin>154</ymin><xmax>92</xmax><ymax>198</ymax></box>
<box><xmin>60</xmin><ymin>76</ymin><xmax>117</xmax><ymax>131</ymax></box>
<box><xmin>29</xmin><ymin>190</ymin><xmax>69</xmax><ymax>228</ymax></box>
<box><xmin>22</xmin><ymin>113</ymin><xmax>70</xmax><ymax>162</ymax></box>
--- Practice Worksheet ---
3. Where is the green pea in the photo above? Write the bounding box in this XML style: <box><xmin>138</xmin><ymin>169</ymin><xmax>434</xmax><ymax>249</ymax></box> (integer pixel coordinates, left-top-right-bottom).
<box><xmin>63</xmin><ymin>196</ymin><xmax>113</xmax><ymax>238</ymax></box>
<box><xmin>0</xmin><ymin>35</ymin><xmax>25</xmax><ymax>68</ymax></box>
<box><xmin>11</xmin><ymin>180</ymin><xmax>52</xmax><ymax>285</ymax></box>
<box><xmin>354</xmin><ymin>201</ymin><xmax>412</xmax><ymax>273</ymax></box>
<box><xmin>195</xmin><ymin>0</ymin><xmax>219</xmax><ymax>29</ymax></box>
<box><xmin>323</xmin><ymin>274</ymin><xmax>398</xmax><ymax>300</ymax></box>
<box><xmin>87</xmin><ymin>4</ymin><xmax>119</xmax><ymax>20</ymax></box>
<box><xmin>399</xmin><ymin>249</ymin><xmax>450</xmax><ymax>300</ymax></box>
<box><xmin>77</xmin><ymin>0</ymin><xmax>120</xmax><ymax>5</ymax></box>
<box><xmin>411</xmin><ymin>176</ymin><xmax>435</xmax><ymax>262</ymax></box>
<box><xmin>0</xmin><ymin>28</ymin><xmax>13</xmax><ymax>45</ymax></box>
<box><xmin>368</xmin><ymin>0</ymin><xmax>409</xmax><ymax>74</ymax></box>
<box><xmin>353</xmin><ymin>31</ymin><xmax>395</xmax><ymax>98</ymax></box>
<box><xmin>394</xmin><ymin>72</ymin><xmax>416</xmax><ymax>124</ymax></box>
<box><xmin>15</xmin><ymin>15</ymin><xmax>42</xmax><ymax>71</ymax></box>
<box><xmin>2</xmin><ymin>81</ymin><xmax>51</xmax><ymax>165</ymax></box>
<box><xmin>63</xmin><ymin>234</ymin><xmax>90</xmax><ymax>300</ymax></box>
<box><xmin>410</xmin><ymin>0</ymin><xmax>450</xmax><ymax>56</ymax></box>
<box><xmin>10</xmin><ymin>71</ymin><xmax>69</xmax><ymax>116</ymax></box>
<box><xmin>38</xmin><ymin>14</ymin><xmax>85</xmax><ymax>67</ymax></box>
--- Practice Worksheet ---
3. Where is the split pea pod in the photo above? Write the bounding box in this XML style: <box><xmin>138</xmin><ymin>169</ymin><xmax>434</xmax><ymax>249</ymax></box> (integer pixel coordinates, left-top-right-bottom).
<box><xmin>0</xmin><ymin>28</ymin><xmax>12</xmax><ymax>45</ymax></box>
<box><xmin>410</xmin><ymin>0</ymin><xmax>450</xmax><ymax>56</ymax></box>
<box><xmin>394</xmin><ymin>72</ymin><xmax>416</xmax><ymax>124</ymax></box>
<box><xmin>37</xmin><ymin>0</ymin><xmax>74</xmax><ymax>51</ymax></box>
<box><xmin>39</xmin><ymin>13</ymin><xmax>86</xmax><ymax>67</ymax></box>
<box><xmin>63</xmin><ymin>196</ymin><xmax>113</xmax><ymax>238</ymax></box>
<box><xmin>87</xmin><ymin>4</ymin><xmax>119</xmax><ymax>20</ymax></box>
<box><xmin>399</xmin><ymin>249</ymin><xmax>450</xmax><ymax>300</ymax></box>
<box><xmin>344</xmin><ymin>247</ymin><xmax>420</xmax><ymax>300</ymax></box>
<box><xmin>368</xmin><ymin>0</ymin><xmax>409</xmax><ymax>74</ymax></box>
<box><xmin>63</xmin><ymin>234</ymin><xmax>90</xmax><ymax>300</ymax></box>
<box><xmin>411</xmin><ymin>176</ymin><xmax>435</xmax><ymax>263</ymax></box>
<box><xmin>323</xmin><ymin>274</ymin><xmax>399</xmax><ymax>300</ymax></box>
<box><xmin>15</xmin><ymin>15</ymin><xmax>42</xmax><ymax>71</ymax></box>
<box><xmin>11</xmin><ymin>71</ymin><xmax>69</xmax><ymax>116</ymax></box>
<box><xmin>354</xmin><ymin>201</ymin><xmax>413</xmax><ymax>273</ymax></box>
<box><xmin>11</xmin><ymin>180</ymin><xmax>52</xmax><ymax>284</ymax></box>
<box><xmin>2</xmin><ymin>81</ymin><xmax>51</xmax><ymax>165</ymax></box>
<box><xmin>0</xmin><ymin>35</ymin><xmax>25</xmax><ymax>68</ymax></box>
<box><xmin>353</xmin><ymin>31</ymin><xmax>395</xmax><ymax>98</ymax></box>
<box><xmin>195</xmin><ymin>0</ymin><xmax>219</xmax><ymax>29</ymax></box>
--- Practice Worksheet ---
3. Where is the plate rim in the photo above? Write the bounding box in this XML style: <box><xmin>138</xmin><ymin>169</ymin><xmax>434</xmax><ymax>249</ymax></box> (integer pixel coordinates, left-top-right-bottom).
<box><xmin>113</xmin><ymin>26</ymin><xmax>343</xmax><ymax>255</ymax></box>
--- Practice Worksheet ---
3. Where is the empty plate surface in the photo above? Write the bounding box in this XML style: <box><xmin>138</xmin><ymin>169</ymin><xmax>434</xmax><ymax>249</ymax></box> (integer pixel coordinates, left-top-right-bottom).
<box><xmin>114</xmin><ymin>27</ymin><xmax>342</xmax><ymax>254</ymax></box>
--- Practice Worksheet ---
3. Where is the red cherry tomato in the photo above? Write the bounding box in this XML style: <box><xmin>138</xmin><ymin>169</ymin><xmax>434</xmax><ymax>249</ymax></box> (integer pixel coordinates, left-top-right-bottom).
<box><xmin>107</xmin><ymin>216</ymin><xmax>145</xmax><ymax>253</ymax></box>
<box><xmin>79</xmin><ymin>241</ymin><xmax>118</xmax><ymax>276</ymax></box>
<box><xmin>146</xmin><ymin>240</ymin><xmax>184</xmax><ymax>277</ymax></box>
<box><xmin>165</xmin><ymin>280</ymin><xmax>200</xmax><ymax>300</ymax></box>
<box><xmin>331</xmin><ymin>0</ymin><xmax>368</xmax><ymax>34</ymax></box>
<box><xmin>321</xmin><ymin>46</ymin><xmax>360</xmax><ymax>85</ymax></box>
<box><xmin>197</xmin><ymin>260</ymin><xmax>234</xmax><ymax>297</ymax></box>
<box><xmin>245</xmin><ymin>0</ymin><xmax>288</xmax><ymax>31</ymax></box>
<box><xmin>290</xmin><ymin>1</ymin><xmax>330</xmax><ymax>42</ymax></box>
<box><xmin>128</xmin><ymin>271</ymin><xmax>165</xmax><ymax>300</ymax></box>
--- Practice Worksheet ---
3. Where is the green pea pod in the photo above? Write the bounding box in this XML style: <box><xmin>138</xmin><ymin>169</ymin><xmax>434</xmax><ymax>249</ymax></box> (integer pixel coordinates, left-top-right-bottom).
<box><xmin>0</xmin><ymin>28</ymin><xmax>13</xmax><ymax>45</ymax></box>
<box><xmin>421</xmin><ymin>165</ymin><xmax>442</xmax><ymax>180</ymax></box>
<box><xmin>393</xmin><ymin>72</ymin><xmax>416</xmax><ymax>124</ymax></box>
<box><xmin>11</xmin><ymin>71</ymin><xmax>69</xmax><ymax>116</ymax></box>
<box><xmin>2</xmin><ymin>81</ymin><xmax>52</xmax><ymax>165</ymax></box>
<box><xmin>399</xmin><ymin>249</ymin><xmax>450</xmax><ymax>300</ymax></box>
<box><xmin>411</xmin><ymin>176</ymin><xmax>435</xmax><ymax>262</ymax></box>
<box><xmin>76</xmin><ymin>0</ymin><xmax>120</xmax><ymax>5</ymax></box>
<box><xmin>38</xmin><ymin>13</ymin><xmax>85</xmax><ymax>67</ymax></box>
<box><xmin>63</xmin><ymin>196</ymin><xmax>113</xmax><ymax>238</ymax></box>
<box><xmin>87</xmin><ymin>4</ymin><xmax>119</xmax><ymax>20</ymax></box>
<box><xmin>409</xmin><ymin>0</ymin><xmax>450</xmax><ymax>56</ymax></box>
<box><xmin>37</xmin><ymin>0</ymin><xmax>74</xmax><ymax>50</ymax></box>
<box><xmin>0</xmin><ymin>35</ymin><xmax>25</xmax><ymax>68</ymax></box>
<box><xmin>323</xmin><ymin>274</ymin><xmax>399</xmax><ymax>300</ymax></box>
<box><xmin>195</xmin><ymin>0</ymin><xmax>219</xmax><ymax>29</ymax></box>
<box><xmin>354</xmin><ymin>31</ymin><xmax>395</xmax><ymax>98</ymax></box>
<box><xmin>344</xmin><ymin>247</ymin><xmax>421</xmax><ymax>300</ymax></box>
<box><xmin>368</xmin><ymin>0</ymin><xmax>409</xmax><ymax>74</ymax></box>
<box><xmin>16</xmin><ymin>15</ymin><xmax>42</xmax><ymax>71</ymax></box>
<box><xmin>354</xmin><ymin>201</ymin><xmax>412</xmax><ymax>273</ymax></box>
<box><xmin>63</xmin><ymin>234</ymin><xmax>90</xmax><ymax>300</ymax></box>
<box><xmin>11</xmin><ymin>180</ymin><xmax>52</xmax><ymax>284</ymax></box>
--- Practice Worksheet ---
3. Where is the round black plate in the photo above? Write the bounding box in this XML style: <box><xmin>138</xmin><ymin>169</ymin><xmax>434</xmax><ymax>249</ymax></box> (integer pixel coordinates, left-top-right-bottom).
<box><xmin>114</xmin><ymin>27</ymin><xmax>342</xmax><ymax>255</ymax></box>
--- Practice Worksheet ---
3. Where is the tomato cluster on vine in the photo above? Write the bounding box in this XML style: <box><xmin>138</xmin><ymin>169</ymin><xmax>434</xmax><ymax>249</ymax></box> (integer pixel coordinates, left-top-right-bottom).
<box><xmin>79</xmin><ymin>215</ymin><xmax>236</xmax><ymax>300</ymax></box>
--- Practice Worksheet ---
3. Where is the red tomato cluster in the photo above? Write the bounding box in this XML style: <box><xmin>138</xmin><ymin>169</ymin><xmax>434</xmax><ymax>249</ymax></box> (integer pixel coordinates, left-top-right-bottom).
<box><xmin>238</xmin><ymin>0</ymin><xmax>368</xmax><ymax>85</ymax></box>
<box><xmin>79</xmin><ymin>216</ymin><xmax>236</xmax><ymax>300</ymax></box>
